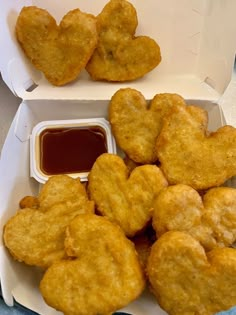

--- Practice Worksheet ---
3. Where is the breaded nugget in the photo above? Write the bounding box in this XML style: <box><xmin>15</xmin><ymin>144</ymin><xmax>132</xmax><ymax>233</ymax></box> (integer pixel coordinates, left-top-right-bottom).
<box><xmin>202</xmin><ymin>187</ymin><xmax>236</xmax><ymax>249</ymax></box>
<box><xmin>16</xmin><ymin>6</ymin><xmax>98</xmax><ymax>86</ymax></box>
<box><xmin>3</xmin><ymin>205</ymin><xmax>83</xmax><ymax>268</ymax></box>
<box><xmin>88</xmin><ymin>153</ymin><xmax>168</xmax><ymax>237</ymax></box>
<box><xmin>109</xmin><ymin>88</ymin><xmax>186</xmax><ymax>163</ymax></box>
<box><xmin>147</xmin><ymin>231</ymin><xmax>236</xmax><ymax>315</ymax></box>
<box><xmin>19</xmin><ymin>195</ymin><xmax>39</xmax><ymax>209</ymax></box>
<box><xmin>152</xmin><ymin>184</ymin><xmax>210</xmax><ymax>246</ymax></box>
<box><xmin>86</xmin><ymin>0</ymin><xmax>161</xmax><ymax>81</ymax></box>
<box><xmin>3</xmin><ymin>175</ymin><xmax>94</xmax><ymax>268</ymax></box>
<box><xmin>40</xmin><ymin>214</ymin><xmax>145</xmax><ymax>315</ymax></box>
<box><xmin>38</xmin><ymin>175</ymin><xmax>94</xmax><ymax>212</ymax></box>
<box><xmin>152</xmin><ymin>184</ymin><xmax>236</xmax><ymax>250</ymax></box>
<box><xmin>156</xmin><ymin>104</ymin><xmax>236</xmax><ymax>189</ymax></box>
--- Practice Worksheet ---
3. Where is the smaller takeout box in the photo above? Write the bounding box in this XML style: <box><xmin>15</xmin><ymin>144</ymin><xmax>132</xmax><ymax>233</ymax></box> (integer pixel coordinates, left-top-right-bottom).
<box><xmin>0</xmin><ymin>0</ymin><xmax>236</xmax><ymax>314</ymax></box>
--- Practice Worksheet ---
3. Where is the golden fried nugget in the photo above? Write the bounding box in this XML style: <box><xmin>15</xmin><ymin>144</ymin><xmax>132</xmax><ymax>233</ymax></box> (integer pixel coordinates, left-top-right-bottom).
<box><xmin>152</xmin><ymin>184</ymin><xmax>236</xmax><ymax>250</ymax></box>
<box><xmin>16</xmin><ymin>6</ymin><xmax>98</xmax><ymax>86</ymax></box>
<box><xmin>109</xmin><ymin>88</ymin><xmax>186</xmax><ymax>163</ymax></box>
<box><xmin>156</xmin><ymin>104</ymin><xmax>236</xmax><ymax>189</ymax></box>
<box><xmin>40</xmin><ymin>214</ymin><xmax>145</xmax><ymax>315</ymax></box>
<box><xmin>19</xmin><ymin>195</ymin><xmax>39</xmax><ymax>209</ymax></box>
<box><xmin>86</xmin><ymin>0</ymin><xmax>161</xmax><ymax>81</ymax></box>
<box><xmin>3</xmin><ymin>205</ymin><xmax>82</xmax><ymax>268</ymax></box>
<box><xmin>88</xmin><ymin>153</ymin><xmax>168</xmax><ymax>237</ymax></box>
<box><xmin>38</xmin><ymin>174</ymin><xmax>94</xmax><ymax>212</ymax></box>
<box><xmin>202</xmin><ymin>187</ymin><xmax>236</xmax><ymax>249</ymax></box>
<box><xmin>147</xmin><ymin>231</ymin><xmax>236</xmax><ymax>315</ymax></box>
<box><xmin>3</xmin><ymin>175</ymin><xmax>94</xmax><ymax>268</ymax></box>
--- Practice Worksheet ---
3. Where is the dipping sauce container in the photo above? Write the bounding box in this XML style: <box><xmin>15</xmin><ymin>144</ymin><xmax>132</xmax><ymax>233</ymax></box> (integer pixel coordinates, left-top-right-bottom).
<box><xmin>30</xmin><ymin>118</ymin><xmax>116</xmax><ymax>183</ymax></box>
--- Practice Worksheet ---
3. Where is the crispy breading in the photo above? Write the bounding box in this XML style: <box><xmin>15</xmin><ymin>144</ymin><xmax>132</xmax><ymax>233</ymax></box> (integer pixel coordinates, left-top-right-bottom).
<box><xmin>3</xmin><ymin>175</ymin><xmax>94</xmax><ymax>268</ymax></box>
<box><xmin>109</xmin><ymin>88</ymin><xmax>186</xmax><ymax>163</ymax></box>
<box><xmin>202</xmin><ymin>186</ymin><xmax>236</xmax><ymax>249</ymax></box>
<box><xmin>152</xmin><ymin>184</ymin><xmax>212</xmax><ymax>246</ymax></box>
<box><xmin>156</xmin><ymin>104</ymin><xmax>236</xmax><ymax>189</ymax></box>
<box><xmin>16</xmin><ymin>6</ymin><xmax>98</xmax><ymax>86</ymax></box>
<box><xmin>38</xmin><ymin>175</ymin><xmax>93</xmax><ymax>212</ymax></box>
<box><xmin>86</xmin><ymin>0</ymin><xmax>161</xmax><ymax>81</ymax></box>
<box><xmin>88</xmin><ymin>153</ymin><xmax>168</xmax><ymax>237</ymax></box>
<box><xmin>152</xmin><ymin>184</ymin><xmax>236</xmax><ymax>250</ymax></box>
<box><xmin>40</xmin><ymin>214</ymin><xmax>145</xmax><ymax>315</ymax></box>
<box><xmin>19</xmin><ymin>195</ymin><xmax>39</xmax><ymax>209</ymax></box>
<box><xmin>147</xmin><ymin>231</ymin><xmax>236</xmax><ymax>315</ymax></box>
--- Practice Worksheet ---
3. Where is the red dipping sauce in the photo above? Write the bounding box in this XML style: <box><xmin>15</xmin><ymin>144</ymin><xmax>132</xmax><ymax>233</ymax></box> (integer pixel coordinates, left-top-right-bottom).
<box><xmin>39</xmin><ymin>126</ymin><xmax>107</xmax><ymax>175</ymax></box>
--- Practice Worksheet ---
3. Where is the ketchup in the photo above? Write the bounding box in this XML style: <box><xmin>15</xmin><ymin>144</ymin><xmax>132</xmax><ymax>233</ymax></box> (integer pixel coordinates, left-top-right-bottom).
<box><xmin>40</xmin><ymin>126</ymin><xmax>107</xmax><ymax>175</ymax></box>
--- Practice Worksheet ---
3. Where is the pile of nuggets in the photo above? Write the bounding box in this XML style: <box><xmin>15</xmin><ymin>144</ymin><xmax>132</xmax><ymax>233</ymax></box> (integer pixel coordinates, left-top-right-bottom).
<box><xmin>15</xmin><ymin>0</ymin><xmax>161</xmax><ymax>86</ymax></box>
<box><xmin>3</xmin><ymin>86</ymin><xmax>236</xmax><ymax>315</ymax></box>
<box><xmin>5</xmin><ymin>1</ymin><xmax>236</xmax><ymax>313</ymax></box>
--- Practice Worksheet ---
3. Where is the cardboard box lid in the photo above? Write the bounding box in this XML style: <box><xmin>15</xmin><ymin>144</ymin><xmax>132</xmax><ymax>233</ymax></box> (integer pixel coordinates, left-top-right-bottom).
<box><xmin>1</xmin><ymin>0</ymin><xmax>236</xmax><ymax>101</ymax></box>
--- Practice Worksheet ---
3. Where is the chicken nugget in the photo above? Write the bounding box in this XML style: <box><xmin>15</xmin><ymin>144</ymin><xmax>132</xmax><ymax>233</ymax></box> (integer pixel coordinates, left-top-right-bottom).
<box><xmin>40</xmin><ymin>214</ymin><xmax>145</xmax><ymax>315</ymax></box>
<box><xmin>16</xmin><ymin>6</ymin><xmax>98</xmax><ymax>86</ymax></box>
<box><xmin>88</xmin><ymin>153</ymin><xmax>168</xmax><ymax>237</ymax></box>
<box><xmin>147</xmin><ymin>231</ymin><xmax>236</xmax><ymax>315</ymax></box>
<box><xmin>152</xmin><ymin>184</ymin><xmax>212</xmax><ymax>249</ymax></box>
<box><xmin>3</xmin><ymin>205</ymin><xmax>79</xmax><ymax>268</ymax></box>
<box><xmin>156</xmin><ymin>104</ymin><xmax>236</xmax><ymax>189</ymax></box>
<box><xmin>38</xmin><ymin>174</ymin><xmax>93</xmax><ymax>212</ymax></box>
<box><xmin>3</xmin><ymin>175</ymin><xmax>94</xmax><ymax>268</ymax></box>
<box><xmin>152</xmin><ymin>184</ymin><xmax>236</xmax><ymax>251</ymax></box>
<box><xmin>202</xmin><ymin>187</ymin><xmax>236</xmax><ymax>249</ymax></box>
<box><xmin>19</xmin><ymin>195</ymin><xmax>39</xmax><ymax>209</ymax></box>
<box><xmin>109</xmin><ymin>88</ymin><xmax>186</xmax><ymax>164</ymax></box>
<box><xmin>86</xmin><ymin>0</ymin><xmax>161</xmax><ymax>81</ymax></box>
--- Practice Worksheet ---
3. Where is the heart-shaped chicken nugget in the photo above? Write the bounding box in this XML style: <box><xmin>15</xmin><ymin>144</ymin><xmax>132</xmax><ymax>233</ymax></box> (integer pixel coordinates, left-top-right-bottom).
<box><xmin>38</xmin><ymin>174</ymin><xmax>91</xmax><ymax>211</ymax></box>
<box><xmin>16</xmin><ymin>6</ymin><xmax>98</xmax><ymax>86</ymax></box>
<box><xmin>147</xmin><ymin>231</ymin><xmax>236</xmax><ymax>315</ymax></box>
<box><xmin>40</xmin><ymin>214</ymin><xmax>145</xmax><ymax>315</ymax></box>
<box><xmin>152</xmin><ymin>184</ymin><xmax>236</xmax><ymax>250</ymax></box>
<box><xmin>86</xmin><ymin>0</ymin><xmax>161</xmax><ymax>81</ymax></box>
<box><xmin>88</xmin><ymin>153</ymin><xmax>168</xmax><ymax>237</ymax></box>
<box><xmin>109</xmin><ymin>88</ymin><xmax>186</xmax><ymax>163</ymax></box>
<box><xmin>156</xmin><ymin>104</ymin><xmax>236</xmax><ymax>189</ymax></box>
<box><xmin>3</xmin><ymin>175</ymin><xmax>94</xmax><ymax>268</ymax></box>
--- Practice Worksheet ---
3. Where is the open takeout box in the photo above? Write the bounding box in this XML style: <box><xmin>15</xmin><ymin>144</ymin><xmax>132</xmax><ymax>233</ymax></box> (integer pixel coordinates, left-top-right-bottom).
<box><xmin>0</xmin><ymin>0</ymin><xmax>236</xmax><ymax>314</ymax></box>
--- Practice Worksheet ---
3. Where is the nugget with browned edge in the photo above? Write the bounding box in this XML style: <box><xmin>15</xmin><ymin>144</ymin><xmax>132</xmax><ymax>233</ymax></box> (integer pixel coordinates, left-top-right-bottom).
<box><xmin>86</xmin><ymin>0</ymin><xmax>161</xmax><ymax>81</ymax></box>
<box><xmin>109</xmin><ymin>88</ymin><xmax>186</xmax><ymax>163</ymax></box>
<box><xmin>38</xmin><ymin>175</ymin><xmax>92</xmax><ymax>212</ymax></box>
<box><xmin>40</xmin><ymin>214</ymin><xmax>145</xmax><ymax>315</ymax></box>
<box><xmin>3</xmin><ymin>175</ymin><xmax>94</xmax><ymax>268</ymax></box>
<box><xmin>88</xmin><ymin>153</ymin><xmax>168</xmax><ymax>237</ymax></box>
<box><xmin>156</xmin><ymin>104</ymin><xmax>236</xmax><ymax>190</ymax></box>
<box><xmin>152</xmin><ymin>184</ymin><xmax>236</xmax><ymax>251</ymax></box>
<box><xmin>147</xmin><ymin>231</ymin><xmax>236</xmax><ymax>315</ymax></box>
<box><xmin>16</xmin><ymin>6</ymin><xmax>98</xmax><ymax>86</ymax></box>
<box><xmin>19</xmin><ymin>195</ymin><xmax>39</xmax><ymax>209</ymax></box>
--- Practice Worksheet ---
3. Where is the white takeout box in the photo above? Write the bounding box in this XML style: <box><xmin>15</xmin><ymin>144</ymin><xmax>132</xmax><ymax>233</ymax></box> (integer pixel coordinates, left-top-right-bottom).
<box><xmin>0</xmin><ymin>0</ymin><xmax>236</xmax><ymax>314</ymax></box>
